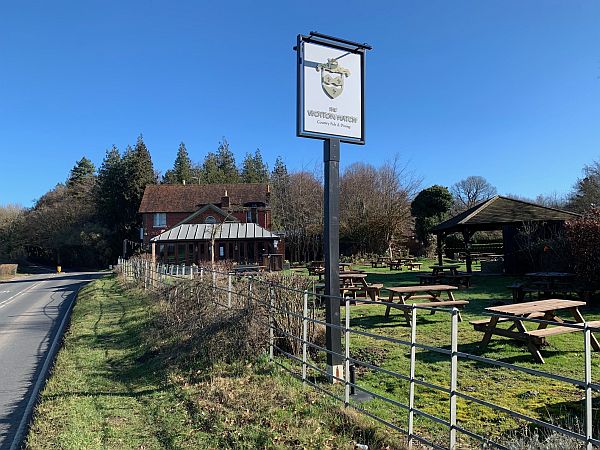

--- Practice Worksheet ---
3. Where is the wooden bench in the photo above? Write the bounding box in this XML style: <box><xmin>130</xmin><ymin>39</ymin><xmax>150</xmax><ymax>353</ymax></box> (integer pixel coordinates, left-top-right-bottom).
<box><xmin>470</xmin><ymin>312</ymin><xmax>546</xmax><ymax>331</ymax></box>
<box><xmin>387</xmin><ymin>300</ymin><xmax>469</xmax><ymax>323</ymax></box>
<box><xmin>526</xmin><ymin>320</ymin><xmax>600</xmax><ymax>344</ymax></box>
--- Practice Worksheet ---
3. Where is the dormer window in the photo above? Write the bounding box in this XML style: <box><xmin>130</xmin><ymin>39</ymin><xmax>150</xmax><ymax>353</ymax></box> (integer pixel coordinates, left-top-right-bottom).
<box><xmin>246</xmin><ymin>207</ymin><xmax>258</xmax><ymax>223</ymax></box>
<box><xmin>153</xmin><ymin>213</ymin><xmax>166</xmax><ymax>227</ymax></box>
<box><xmin>205</xmin><ymin>215</ymin><xmax>217</xmax><ymax>224</ymax></box>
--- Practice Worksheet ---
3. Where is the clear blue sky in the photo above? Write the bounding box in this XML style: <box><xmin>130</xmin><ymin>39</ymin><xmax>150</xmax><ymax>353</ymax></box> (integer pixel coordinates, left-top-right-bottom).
<box><xmin>1</xmin><ymin>1</ymin><xmax>599</xmax><ymax>207</ymax></box>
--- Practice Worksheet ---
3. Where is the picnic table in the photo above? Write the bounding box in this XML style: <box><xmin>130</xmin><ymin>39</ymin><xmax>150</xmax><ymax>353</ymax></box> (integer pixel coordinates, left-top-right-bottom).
<box><xmin>233</xmin><ymin>265</ymin><xmax>265</xmax><ymax>275</ymax></box>
<box><xmin>370</xmin><ymin>257</ymin><xmax>389</xmax><ymax>268</ymax></box>
<box><xmin>388</xmin><ymin>259</ymin><xmax>403</xmax><ymax>271</ymax></box>
<box><xmin>471</xmin><ymin>299</ymin><xmax>600</xmax><ymax>363</ymax></box>
<box><xmin>430</xmin><ymin>264</ymin><xmax>460</xmax><ymax>275</ymax></box>
<box><xmin>383</xmin><ymin>284</ymin><xmax>468</xmax><ymax>324</ymax></box>
<box><xmin>404</xmin><ymin>261</ymin><xmax>422</xmax><ymax>271</ymax></box>
<box><xmin>317</xmin><ymin>272</ymin><xmax>383</xmax><ymax>301</ymax></box>
<box><xmin>419</xmin><ymin>264</ymin><xmax>472</xmax><ymax>288</ymax></box>
<box><xmin>525</xmin><ymin>272</ymin><xmax>575</xmax><ymax>290</ymax></box>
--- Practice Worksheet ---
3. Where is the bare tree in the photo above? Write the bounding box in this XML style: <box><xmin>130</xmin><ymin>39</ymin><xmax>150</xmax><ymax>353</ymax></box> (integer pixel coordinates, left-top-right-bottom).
<box><xmin>340</xmin><ymin>156</ymin><xmax>420</xmax><ymax>258</ymax></box>
<box><xmin>451</xmin><ymin>176</ymin><xmax>497</xmax><ymax>212</ymax></box>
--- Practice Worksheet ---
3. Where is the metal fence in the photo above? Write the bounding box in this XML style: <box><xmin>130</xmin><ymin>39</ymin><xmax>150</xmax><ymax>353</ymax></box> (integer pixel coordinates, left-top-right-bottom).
<box><xmin>117</xmin><ymin>257</ymin><xmax>599</xmax><ymax>450</ymax></box>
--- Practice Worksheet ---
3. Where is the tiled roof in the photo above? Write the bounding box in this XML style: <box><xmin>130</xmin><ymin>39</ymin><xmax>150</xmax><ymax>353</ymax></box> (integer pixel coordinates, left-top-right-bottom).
<box><xmin>151</xmin><ymin>223</ymin><xmax>278</xmax><ymax>242</ymax></box>
<box><xmin>138</xmin><ymin>183</ymin><xmax>270</xmax><ymax>213</ymax></box>
<box><xmin>433</xmin><ymin>196</ymin><xmax>580</xmax><ymax>233</ymax></box>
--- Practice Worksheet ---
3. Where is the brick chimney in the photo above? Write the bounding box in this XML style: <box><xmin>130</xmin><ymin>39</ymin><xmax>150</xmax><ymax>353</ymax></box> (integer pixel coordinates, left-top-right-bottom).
<box><xmin>221</xmin><ymin>189</ymin><xmax>230</xmax><ymax>208</ymax></box>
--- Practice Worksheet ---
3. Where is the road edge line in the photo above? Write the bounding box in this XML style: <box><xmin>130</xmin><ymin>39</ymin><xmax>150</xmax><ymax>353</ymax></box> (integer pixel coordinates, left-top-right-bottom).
<box><xmin>9</xmin><ymin>285</ymin><xmax>83</xmax><ymax>450</ymax></box>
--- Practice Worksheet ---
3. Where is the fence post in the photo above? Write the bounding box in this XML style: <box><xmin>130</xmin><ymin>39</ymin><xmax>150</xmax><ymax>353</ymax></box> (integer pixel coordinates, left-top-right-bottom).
<box><xmin>246</xmin><ymin>276</ymin><xmax>253</xmax><ymax>307</ymax></box>
<box><xmin>269</xmin><ymin>286</ymin><xmax>274</xmax><ymax>360</ymax></box>
<box><xmin>408</xmin><ymin>305</ymin><xmax>417</xmax><ymax>449</ymax></box>
<box><xmin>200</xmin><ymin>267</ymin><xmax>204</xmax><ymax>281</ymax></box>
<box><xmin>302</xmin><ymin>290</ymin><xmax>308</xmax><ymax>383</ymax></box>
<box><xmin>449</xmin><ymin>308</ymin><xmax>459</xmax><ymax>450</ymax></box>
<box><xmin>584</xmin><ymin>325</ymin><xmax>593</xmax><ymax>450</ymax></box>
<box><xmin>344</xmin><ymin>297</ymin><xmax>350</xmax><ymax>406</ymax></box>
<box><xmin>227</xmin><ymin>273</ymin><xmax>232</xmax><ymax>308</ymax></box>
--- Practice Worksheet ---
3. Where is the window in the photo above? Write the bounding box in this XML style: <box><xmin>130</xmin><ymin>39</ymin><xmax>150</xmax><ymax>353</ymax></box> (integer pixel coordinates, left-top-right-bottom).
<box><xmin>205</xmin><ymin>215</ymin><xmax>217</xmax><ymax>224</ymax></box>
<box><xmin>246</xmin><ymin>208</ymin><xmax>258</xmax><ymax>223</ymax></box>
<box><xmin>153</xmin><ymin>213</ymin><xmax>166</xmax><ymax>228</ymax></box>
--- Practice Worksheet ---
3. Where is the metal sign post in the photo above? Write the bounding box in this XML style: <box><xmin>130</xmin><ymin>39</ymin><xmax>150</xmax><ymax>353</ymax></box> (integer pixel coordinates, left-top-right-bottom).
<box><xmin>296</xmin><ymin>32</ymin><xmax>371</xmax><ymax>381</ymax></box>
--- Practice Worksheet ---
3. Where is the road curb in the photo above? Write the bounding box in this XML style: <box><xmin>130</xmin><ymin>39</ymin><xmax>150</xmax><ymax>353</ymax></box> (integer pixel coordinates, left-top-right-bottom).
<box><xmin>9</xmin><ymin>285</ymin><xmax>82</xmax><ymax>450</ymax></box>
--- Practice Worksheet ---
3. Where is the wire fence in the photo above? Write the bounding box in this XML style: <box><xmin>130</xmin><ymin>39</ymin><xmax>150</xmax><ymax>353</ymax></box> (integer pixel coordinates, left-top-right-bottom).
<box><xmin>117</xmin><ymin>257</ymin><xmax>599</xmax><ymax>450</ymax></box>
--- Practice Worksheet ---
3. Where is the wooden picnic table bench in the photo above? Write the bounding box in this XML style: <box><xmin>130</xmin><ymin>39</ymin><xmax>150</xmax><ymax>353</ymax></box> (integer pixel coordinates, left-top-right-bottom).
<box><xmin>419</xmin><ymin>273</ymin><xmax>472</xmax><ymax>288</ymax></box>
<box><xmin>388</xmin><ymin>260</ymin><xmax>403</xmax><ymax>271</ymax></box>
<box><xmin>471</xmin><ymin>299</ymin><xmax>600</xmax><ymax>363</ymax></box>
<box><xmin>404</xmin><ymin>261</ymin><xmax>422</xmax><ymax>271</ymax></box>
<box><xmin>383</xmin><ymin>284</ymin><xmax>468</xmax><ymax>325</ymax></box>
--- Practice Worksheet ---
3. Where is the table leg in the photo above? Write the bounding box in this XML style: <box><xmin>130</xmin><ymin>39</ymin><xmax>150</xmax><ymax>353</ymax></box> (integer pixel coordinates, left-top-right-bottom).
<box><xmin>384</xmin><ymin>291</ymin><xmax>396</xmax><ymax>319</ymax></box>
<box><xmin>572</xmin><ymin>308</ymin><xmax>600</xmax><ymax>352</ymax></box>
<box><xmin>480</xmin><ymin>316</ymin><xmax>500</xmax><ymax>350</ymax></box>
<box><xmin>512</xmin><ymin>319</ymin><xmax>545</xmax><ymax>363</ymax></box>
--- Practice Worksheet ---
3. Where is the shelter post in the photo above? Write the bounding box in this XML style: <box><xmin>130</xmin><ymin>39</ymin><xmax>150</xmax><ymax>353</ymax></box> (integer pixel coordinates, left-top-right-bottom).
<box><xmin>436</xmin><ymin>232</ymin><xmax>445</xmax><ymax>265</ymax></box>
<box><xmin>324</xmin><ymin>138</ymin><xmax>343</xmax><ymax>381</ymax></box>
<box><xmin>462</xmin><ymin>229</ymin><xmax>474</xmax><ymax>274</ymax></box>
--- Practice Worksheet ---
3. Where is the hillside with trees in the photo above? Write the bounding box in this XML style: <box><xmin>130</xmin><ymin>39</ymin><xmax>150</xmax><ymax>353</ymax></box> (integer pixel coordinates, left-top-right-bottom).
<box><xmin>1</xmin><ymin>134</ymin><xmax>597</xmax><ymax>267</ymax></box>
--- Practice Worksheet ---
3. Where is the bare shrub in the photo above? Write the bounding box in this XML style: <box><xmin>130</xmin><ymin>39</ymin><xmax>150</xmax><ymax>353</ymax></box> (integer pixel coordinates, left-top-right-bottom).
<box><xmin>137</xmin><ymin>263</ymin><xmax>326</xmax><ymax>366</ymax></box>
<box><xmin>258</xmin><ymin>271</ymin><xmax>326</xmax><ymax>357</ymax></box>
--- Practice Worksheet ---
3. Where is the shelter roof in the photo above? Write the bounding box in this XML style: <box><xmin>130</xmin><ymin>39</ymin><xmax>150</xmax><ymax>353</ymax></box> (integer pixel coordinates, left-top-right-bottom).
<box><xmin>150</xmin><ymin>223</ymin><xmax>278</xmax><ymax>242</ymax></box>
<box><xmin>138</xmin><ymin>183</ymin><xmax>270</xmax><ymax>213</ymax></box>
<box><xmin>432</xmin><ymin>196</ymin><xmax>580</xmax><ymax>234</ymax></box>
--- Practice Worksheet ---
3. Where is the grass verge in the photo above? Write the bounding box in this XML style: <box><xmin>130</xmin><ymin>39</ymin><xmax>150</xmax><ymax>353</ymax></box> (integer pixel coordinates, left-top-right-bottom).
<box><xmin>25</xmin><ymin>275</ymin><xmax>404</xmax><ymax>450</ymax></box>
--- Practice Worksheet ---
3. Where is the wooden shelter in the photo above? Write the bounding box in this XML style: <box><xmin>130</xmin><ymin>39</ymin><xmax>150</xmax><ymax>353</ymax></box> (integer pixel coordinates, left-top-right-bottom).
<box><xmin>432</xmin><ymin>196</ymin><xmax>580</xmax><ymax>274</ymax></box>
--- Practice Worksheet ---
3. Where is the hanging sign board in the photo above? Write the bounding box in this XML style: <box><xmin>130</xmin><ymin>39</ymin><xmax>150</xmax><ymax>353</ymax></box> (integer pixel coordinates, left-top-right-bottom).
<box><xmin>296</xmin><ymin>35</ymin><xmax>366</xmax><ymax>144</ymax></box>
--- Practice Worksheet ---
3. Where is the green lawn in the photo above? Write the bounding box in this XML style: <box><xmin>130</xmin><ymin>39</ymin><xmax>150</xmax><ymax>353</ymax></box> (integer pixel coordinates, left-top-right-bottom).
<box><xmin>26</xmin><ymin>276</ymin><xmax>404</xmax><ymax>450</ymax></box>
<box><xmin>293</xmin><ymin>260</ymin><xmax>600</xmax><ymax>448</ymax></box>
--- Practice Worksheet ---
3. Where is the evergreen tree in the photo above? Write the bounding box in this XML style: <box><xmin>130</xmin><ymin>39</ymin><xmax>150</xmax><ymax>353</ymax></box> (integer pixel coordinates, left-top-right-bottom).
<box><xmin>270</xmin><ymin>156</ymin><xmax>290</xmax><ymax>230</ymax></box>
<box><xmin>163</xmin><ymin>142</ymin><xmax>194</xmax><ymax>184</ymax></box>
<box><xmin>122</xmin><ymin>135</ymin><xmax>156</xmax><ymax>237</ymax></box>
<box><xmin>411</xmin><ymin>185</ymin><xmax>453</xmax><ymax>248</ymax></box>
<box><xmin>96</xmin><ymin>146</ymin><xmax>125</xmax><ymax>228</ymax></box>
<box><xmin>241</xmin><ymin>149</ymin><xmax>269</xmax><ymax>183</ymax></box>
<box><xmin>67</xmin><ymin>157</ymin><xmax>96</xmax><ymax>187</ymax></box>
<box><xmin>216</xmin><ymin>139</ymin><xmax>240</xmax><ymax>182</ymax></box>
<box><xmin>200</xmin><ymin>138</ymin><xmax>240</xmax><ymax>183</ymax></box>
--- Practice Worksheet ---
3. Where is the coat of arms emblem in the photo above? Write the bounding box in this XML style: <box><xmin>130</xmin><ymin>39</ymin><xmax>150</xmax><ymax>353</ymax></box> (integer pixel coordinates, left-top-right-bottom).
<box><xmin>316</xmin><ymin>58</ymin><xmax>351</xmax><ymax>99</ymax></box>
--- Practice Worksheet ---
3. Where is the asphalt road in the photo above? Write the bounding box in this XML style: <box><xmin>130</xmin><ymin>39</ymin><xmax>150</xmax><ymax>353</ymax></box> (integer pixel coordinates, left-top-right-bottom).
<box><xmin>0</xmin><ymin>271</ymin><xmax>104</xmax><ymax>449</ymax></box>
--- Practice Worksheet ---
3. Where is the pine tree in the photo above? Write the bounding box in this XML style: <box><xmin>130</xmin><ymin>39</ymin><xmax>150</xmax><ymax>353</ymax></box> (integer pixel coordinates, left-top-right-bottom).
<box><xmin>241</xmin><ymin>149</ymin><xmax>269</xmax><ymax>183</ymax></box>
<box><xmin>270</xmin><ymin>156</ymin><xmax>290</xmax><ymax>230</ymax></box>
<box><xmin>96</xmin><ymin>146</ymin><xmax>125</xmax><ymax>228</ymax></box>
<box><xmin>216</xmin><ymin>139</ymin><xmax>240</xmax><ymax>182</ymax></box>
<box><xmin>163</xmin><ymin>142</ymin><xmax>194</xmax><ymax>184</ymax></box>
<box><xmin>122</xmin><ymin>135</ymin><xmax>156</xmax><ymax>237</ymax></box>
<box><xmin>200</xmin><ymin>139</ymin><xmax>240</xmax><ymax>183</ymax></box>
<box><xmin>67</xmin><ymin>157</ymin><xmax>96</xmax><ymax>187</ymax></box>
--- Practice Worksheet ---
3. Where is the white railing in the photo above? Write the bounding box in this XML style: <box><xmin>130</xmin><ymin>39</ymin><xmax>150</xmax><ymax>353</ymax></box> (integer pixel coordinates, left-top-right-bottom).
<box><xmin>117</xmin><ymin>257</ymin><xmax>599</xmax><ymax>450</ymax></box>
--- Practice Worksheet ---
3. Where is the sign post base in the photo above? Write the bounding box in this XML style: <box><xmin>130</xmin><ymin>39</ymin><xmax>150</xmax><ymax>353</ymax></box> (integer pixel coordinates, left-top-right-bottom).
<box><xmin>327</xmin><ymin>364</ymin><xmax>344</xmax><ymax>384</ymax></box>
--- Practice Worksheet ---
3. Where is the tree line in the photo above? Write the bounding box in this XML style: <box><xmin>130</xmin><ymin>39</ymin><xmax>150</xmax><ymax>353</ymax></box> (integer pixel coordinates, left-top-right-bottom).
<box><xmin>1</xmin><ymin>134</ymin><xmax>599</xmax><ymax>267</ymax></box>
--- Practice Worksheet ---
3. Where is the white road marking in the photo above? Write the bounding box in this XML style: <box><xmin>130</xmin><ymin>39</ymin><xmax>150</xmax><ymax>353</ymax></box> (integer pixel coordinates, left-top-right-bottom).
<box><xmin>0</xmin><ymin>281</ymin><xmax>43</xmax><ymax>310</ymax></box>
